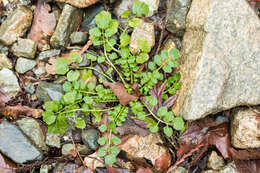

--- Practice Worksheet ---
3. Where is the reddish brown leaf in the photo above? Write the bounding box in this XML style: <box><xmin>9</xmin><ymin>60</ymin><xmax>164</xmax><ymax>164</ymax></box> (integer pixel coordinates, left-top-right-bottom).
<box><xmin>230</xmin><ymin>148</ymin><xmax>260</xmax><ymax>160</ymax></box>
<box><xmin>28</xmin><ymin>0</ymin><xmax>56</xmax><ymax>49</ymax></box>
<box><xmin>235</xmin><ymin>160</ymin><xmax>260</xmax><ymax>173</ymax></box>
<box><xmin>155</xmin><ymin>151</ymin><xmax>171</xmax><ymax>171</ymax></box>
<box><xmin>0</xmin><ymin>153</ymin><xmax>16</xmax><ymax>173</ymax></box>
<box><xmin>136</xmin><ymin>168</ymin><xmax>153</xmax><ymax>173</ymax></box>
<box><xmin>45</xmin><ymin>57</ymin><xmax>57</xmax><ymax>75</ymax></box>
<box><xmin>0</xmin><ymin>105</ymin><xmax>43</xmax><ymax>119</ymax></box>
<box><xmin>103</xmin><ymin>81</ymin><xmax>138</xmax><ymax>106</ymax></box>
<box><xmin>106</xmin><ymin>166</ymin><xmax>122</xmax><ymax>173</ymax></box>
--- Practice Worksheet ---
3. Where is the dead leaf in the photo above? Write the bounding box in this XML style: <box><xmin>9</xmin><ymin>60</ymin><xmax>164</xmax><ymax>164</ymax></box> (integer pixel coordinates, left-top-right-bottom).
<box><xmin>155</xmin><ymin>151</ymin><xmax>171</xmax><ymax>171</ymax></box>
<box><xmin>234</xmin><ymin>160</ymin><xmax>260</xmax><ymax>173</ymax></box>
<box><xmin>136</xmin><ymin>168</ymin><xmax>153</xmax><ymax>173</ymax></box>
<box><xmin>0</xmin><ymin>105</ymin><xmax>43</xmax><ymax>119</ymax></box>
<box><xmin>106</xmin><ymin>166</ymin><xmax>122</xmax><ymax>173</ymax></box>
<box><xmin>28</xmin><ymin>0</ymin><xmax>56</xmax><ymax>49</ymax></box>
<box><xmin>0</xmin><ymin>153</ymin><xmax>16</xmax><ymax>173</ymax></box>
<box><xmin>103</xmin><ymin>81</ymin><xmax>138</xmax><ymax>106</ymax></box>
<box><xmin>76</xmin><ymin>166</ymin><xmax>93</xmax><ymax>173</ymax></box>
<box><xmin>46</xmin><ymin>57</ymin><xmax>57</xmax><ymax>75</ymax></box>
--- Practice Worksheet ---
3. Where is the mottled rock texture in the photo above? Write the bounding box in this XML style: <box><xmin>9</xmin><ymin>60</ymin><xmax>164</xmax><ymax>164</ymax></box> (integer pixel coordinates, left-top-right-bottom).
<box><xmin>0</xmin><ymin>68</ymin><xmax>20</xmax><ymax>96</ymax></box>
<box><xmin>54</xmin><ymin>0</ymin><xmax>99</xmax><ymax>8</ymax></box>
<box><xmin>0</xmin><ymin>6</ymin><xmax>32</xmax><ymax>45</ymax></box>
<box><xmin>173</xmin><ymin>0</ymin><xmax>260</xmax><ymax>120</ymax></box>
<box><xmin>231</xmin><ymin>107</ymin><xmax>260</xmax><ymax>148</ymax></box>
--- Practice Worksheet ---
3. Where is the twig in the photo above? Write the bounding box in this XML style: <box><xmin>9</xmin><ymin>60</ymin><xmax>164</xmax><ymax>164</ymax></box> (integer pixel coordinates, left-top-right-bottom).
<box><xmin>79</xmin><ymin>40</ymin><xmax>92</xmax><ymax>54</ymax></box>
<box><xmin>166</xmin><ymin>143</ymin><xmax>204</xmax><ymax>173</ymax></box>
<box><xmin>71</xmin><ymin>136</ymin><xmax>85</xmax><ymax>165</ymax></box>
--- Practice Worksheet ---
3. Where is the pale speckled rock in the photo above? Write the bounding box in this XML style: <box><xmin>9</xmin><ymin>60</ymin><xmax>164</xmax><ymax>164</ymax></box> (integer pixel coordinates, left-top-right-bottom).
<box><xmin>207</xmin><ymin>151</ymin><xmax>225</xmax><ymax>170</ymax></box>
<box><xmin>173</xmin><ymin>0</ymin><xmax>260</xmax><ymax>120</ymax></box>
<box><xmin>0</xmin><ymin>68</ymin><xmax>20</xmax><ymax>96</ymax></box>
<box><xmin>17</xmin><ymin>118</ymin><xmax>47</xmax><ymax>151</ymax></box>
<box><xmin>46</xmin><ymin>132</ymin><xmax>61</xmax><ymax>148</ymax></box>
<box><xmin>166</xmin><ymin>0</ymin><xmax>191</xmax><ymax>36</ymax></box>
<box><xmin>11</xmin><ymin>38</ymin><xmax>37</xmax><ymax>59</ymax></box>
<box><xmin>231</xmin><ymin>107</ymin><xmax>260</xmax><ymax>148</ymax></box>
<box><xmin>38</xmin><ymin>49</ymin><xmax>61</xmax><ymax>61</ymax></box>
<box><xmin>130</xmin><ymin>20</ymin><xmax>155</xmax><ymax>54</ymax></box>
<box><xmin>50</xmin><ymin>4</ymin><xmax>83</xmax><ymax>48</ymax></box>
<box><xmin>15</xmin><ymin>58</ymin><xmax>36</xmax><ymax>74</ymax></box>
<box><xmin>62</xmin><ymin>143</ymin><xmax>92</xmax><ymax>156</ymax></box>
<box><xmin>70</xmin><ymin>32</ymin><xmax>87</xmax><ymax>45</ymax></box>
<box><xmin>0</xmin><ymin>6</ymin><xmax>32</xmax><ymax>45</ymax></box>
<box><xmin>54</xmin><ymin>0</ymin><xmax>99</xmax><ymax>8</ymax></box>
<box><xmin>204</xmin><ymin>162</ymin><xmax>238</xmax><ymax>173</ymax></box>
<box><xmin>0</xmin><ymin>54</ymin><xmax>12</xmax><ymax>69</ymax></box>
<box><xmin>36</xmin><ymin>82</ymin><xmax>63</xmax><ymax>102</ymax></box>
<box><xmin>170</xmin><ymin>167</ymin><xmax>188</xmax><ymax>173</ymax></box>
<box><xmin>139</xmin><ymin>0</ymin><xmax>160</xmax><ymax>17</ymax></box>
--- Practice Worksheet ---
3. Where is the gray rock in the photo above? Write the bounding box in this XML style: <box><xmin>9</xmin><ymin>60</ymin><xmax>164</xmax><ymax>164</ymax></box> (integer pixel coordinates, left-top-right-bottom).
<box><xmin>0</xmin><ymin>121</ymin><xmax>43</xmax><ymax>164</ymax></box>
<box><xmin>36</xmin><ymin>81</ymin><xmax>63</xmax><ymax>102</ymax></box>
<box><xmin>70</xmin><ymin>32</ymin><xmax>87</xmax><ymax>45</ymax></box>
<box><xmin>46</xmin><ymin>132</ymin><xmax>61</xmax><ymax>148</ymax></box>
<box><xmin>38</xmin><ymin>49</ymin><xmax>61</xmax><ymax>61</ymax></box>
<box><xmin>54</xmin><ymin>0</ymin><xmax>99</xmax><ymax>8</ymax></box>
<box><xmin>50</xmin><ymin>4</ymin><xmax>83</xmax><ymax>48</ymax></box>
<box><xmin>113</xmin><ymin>0</ymin><xmax>133</xmax><ymax>18</ymax></box>
<box><xmin>0</xmin><ymin>53</ymin><xmax>12</xmax><ymax>69</ymax></box>
<box><xmin>11</xmin><ymin>38</ymin><xmax>37</xmax><ymax>59</ymax></box>
<box><xmin>0</xmin><ymin>44</ymin><xmax>9</xmax><ymax>56</ymax></box>
<box><xmin>78</xmin><ymin>54</ymin><xmax>91</xmax><ymax>67</ymax></box>
<box><xmin>207</xmin><ymin>151</ymin><xmax>225</xmax><ymax>170</ymax></box>
<box><xmin>0</xmin><ymin>68</ymin><xmax>20</xmax><ymax>96</ymax></box>
<box><xmin>33</xmin><ymin>66</ymin><xmax>46</xmax><ymax>76</ymax></box>
<box><xmin>15</xmin><ymin>58</ymin><xmax>36</xmax><ymax>74</ymax></box>
<box><xmin>81</xmin><ymin>129</ymin><xmax>100</xmax><ymax>150</ymax></box>
<box><xmin>139</xmin><ymin>0</ymin><xmax>160</xmax><ymax>16</ymax></box>
<box><xmin>231</xmin><ymin>107</ymin><xmax>260</xmax><ymax>148</ymax></box>
<box><xmin>219</xmin><ymin>162</ymin><xmax>237</xmax><ymax>173</ymax></box>
<box><xmin>130</xmin><ymin>19</ymin><xmax>155</xmax><ymax>54</ymax></box>
<box><xmin>0</xmin><ymin>6</ymin><xmax>32</xmax><ymax>45</ymax></box>
<box><xmin>173</xmin><ymin>0</ymin><xmax>260</xmax><ymax>120</ymax></box>
<box><xmin>166</xmin><ymin>0</ymin><xmax>191</xmax><ymax>36</ymax></box>
<box><xmin>17</xmin><ymin>117</ymin><xmax>47</xmax><ymax>151</ymax></box>
<box><xmin>81</xmin><ymin>3</ymin><xmax>103</xmax><ymax>32</ymax></box>
<box><xmin>52</xmin><ymin>163</ymin><xmax>79</xmax><ymax>173</ymax></box>
<box><xmin>24</xmin><ymin>83</ymin><xmax>35</xmax><ymax>94</ymax></box>
<box><xmin>61</xmin><ymin>143</ymin><xmax>92</xmax><ymax>156</ymax></box>
<box><xmin>170</xmin><ymin>167</ymin><xmax>188</xmax><ymax>173</ymax></box>
<box><xmin>40</xmin><ymin>165</ymin><xmax>53</xmax><ymax>173</ymax></box>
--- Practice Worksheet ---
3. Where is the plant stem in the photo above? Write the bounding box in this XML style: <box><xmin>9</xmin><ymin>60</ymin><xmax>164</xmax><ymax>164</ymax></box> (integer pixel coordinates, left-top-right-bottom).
<box><xmin>78</xmin><ymin>90</ymin><xmax>98</xmax><ymax>95</ymax></box>
<box><xmin>61</xmin><ymin>107</ymin><xmax>114</xmax><ymax>114</ymax></box>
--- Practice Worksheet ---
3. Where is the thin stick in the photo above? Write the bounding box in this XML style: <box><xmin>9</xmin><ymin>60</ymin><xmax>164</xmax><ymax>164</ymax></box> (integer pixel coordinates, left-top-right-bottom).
<box><xmin>80</xmin><ymin>40</ymin><xmax>93</xmax><ymax>54</ymax></box>
<box><xmin>71</xmin><ymin>136</ymin><xmax>84</xmax><ymax>165</ymax></box>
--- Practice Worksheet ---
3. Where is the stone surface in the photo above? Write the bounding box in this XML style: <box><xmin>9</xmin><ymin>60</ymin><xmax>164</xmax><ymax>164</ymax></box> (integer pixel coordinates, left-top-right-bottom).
<box><xmin>46</xmin><ymin>132</ymin><xmax>61</xmax><ymax>148</ymax></box>
<box><xmin>0</xmin><ymin>68</ymin><xmax>20</xmax><ymax>96</ymax></box>
<box><xmin>11</xmin><ymin>38</ymin><xmax>37</xmax><ymax>59</ymax></box>
<box><xmin>0</xmin><ymin>121</ymin><xmax>43</xmax><ymax>164</ymax></box>
<box><xmin>173</xmin><ymin>0</ymin><xmax>260</xmax><ymax>120</ymax></box>
<box><xmin>130</xmin><ymin>19</ymin><xmax>155</xmax><ymax>54</ymax></box>
<box><xmin>70</xmin><ymin>32</ymin><xmax>87</xmax><ymax>45</ymax></box>
<box><xmin>118</xmin><ymin>133</ymin><xmax>169</xmax><ymax>166</ymax></box>
<box><xmin>219</xmin><ymin>162</ymin><xmax>237</xmax><ymax>173</ymax></box>
<box><xmin>0</xmin><ymin>6</ymin><xmax>32</xmax><ymax>45</ymax></box>
<box><xmin>0</xmin><ymin>53</ymin><xmax>12</xmax><ymax>69</ymax></box>
<box><xmin>61</xmin><ymin>143</ymin><xmax>92</xmax><ymax>156</ymax></box>
<box><xmin>15</xmin><ymin>58</ymin><xmax>36</xmax><ymax>74</ymax></box>
<box><xmin>36</xmin><ymin>81</ymin><xmax>63</xmax><ymax>102</ymax></box>
<box><xmin>24</xmin><ymin>83</ymin><xmax>35</xmax><ymax>94</ymax></box>
<box><xmin>170</xmin><ymin>167</ymin><xmax>188</xmax><ymax>173</ymax></box>
<box><xmin>0</xmin><ymin>44</ymin><xmax>9</xmax><ymax>56</ymax></box>
<box><xmin>17</xmin><ymin>117</ymin><xmax>47</xmax><ymax>151</ymax></box>
<box><xmin>33</xmin><ymin>66</ymin><xmax>47</xmax><ymax>76</ymax></box>
<box><xmin>81</xmin><ymin>129</ymin><xmax>100</xmax><ymax>150</ymax></box>
<box><xmin>54</xmin><ymin>0</ymin><xmax>99</xmax><ymax>8</ymax></box>
<box><xmin>139</xmin><ymin>0</ymin><xmax>160</xmax><ymax>17</ymax></box>
<box><xmin>231</xmin><ymin>107</ymin><xmax>260</xmax><ymax>148</ymax></box>
<box><xmin>50</xmin><ymin>4</ymin><xmax>83</xmax><ymax>48</ymax></box>
<box><xmin>38</xmin><ymin>49</ymin><xmax>61</xmax><ymax>61</ymax></box>
<box><xmin>207</xmin><ymin>151</ymin><xmax>225</xmax><ymax>170</ymax></box>
<box><xmin>166</xmin><ymin>0</ymin><xmax>191</xmax><ymax>36</ymax></box>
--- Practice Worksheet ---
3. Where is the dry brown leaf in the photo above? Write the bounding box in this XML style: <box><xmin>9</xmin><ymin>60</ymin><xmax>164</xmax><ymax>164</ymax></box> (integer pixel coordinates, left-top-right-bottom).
<box><xmin>155</xmin><ymin>151</ymin><xmax>171</xmax><ymax>172</ymax></box>
<box><xmin>28</xmin><ymin>0</ymin><xmax>56</xmax><ymax>49</ymax></box>
<box><xmin>45</xmin><ymin>57</ymin><xmax>57</xmax><ymax>75</ymax></box>
<box><xmin>0</xmin><ymin>153</ymin><xmax>16</xmax><ymax>173</ymax></box>
<box><xmin>103</xmin><ymin>81</ymin><xmax>138</xmax><ymax>106</ymax></box>
<box><xmin>136</xmin><ymin>168</ymin><xmax>153</xmax><ymax>173</ymax></box>
<box><xmin>234</xmin><ymin>160</ymin><xmax>260</xmax><ymax>173</ymax></box>
<box><xmin>106</xmin><ymin>166</ymin><xmax>122</xmax><ymax>173</ymax></box>
<box><xmin>0</xmin><ymin>105</ymin><xmax>43</xmax><ymax>119</ymax></box>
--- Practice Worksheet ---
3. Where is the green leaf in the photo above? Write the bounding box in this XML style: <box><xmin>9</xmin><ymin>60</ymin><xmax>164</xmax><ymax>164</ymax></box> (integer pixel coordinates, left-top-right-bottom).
<box><xmin>136</xmin><ymin>53</ymin><xmax>149</xmax><ymax>64</ymax></box>
<box><xmin>120</xmin><ymin>32</ymin><xmax>130</xmax><ymax>47</ymax></box>
<box><xmin>87</xmin><ymin>82</ymin><xmax>95</xmax><ymax>91</ymax></box>
<box><xmin>149</xmin><ymin>124</ymin><xmax>159</xmax><ymax>133</ymax></box>
<box><xmin>63</xmin><ymin>81</ymin><xmax>72</xmax><ymax>92</ymax></box>
<box><xmin>110</xmin><ymin>147</ymin><xmax>120</xmax><ymax>155</ymax></box>
<box><xmin>157</xmin><ymin>107</ymin><xmax>167</xmax><ymax>117</ymax></box>
<box><xmin>54</xmin><ymin>58</ymin><xmax>69</xmax><ymax>75</ymax></box>
<box><xmin>95</xmin><ymin>11</ymin><xmax>112</xmax><ymax>29</ymax></box>
<box><xmin>89</xmin><ymin>27</ymin><xmax>101</xmax><ymax>38</ymax></box>
<box><xmin>97</xmin><ymin>56</ymin><xmax>105</xmax><ymax>63</ymax></box>
<box><xmin>149</xmin><ymin>97</ymin><xmax>158</xmax><ymax>107</ymax></box>
<box><xmin>154</xmin><ymin>55</ymin><xmax>162</xmax><ymax>65</ymax></box>
<box><xmin>99</xmin><ymin>124</ymin><xmax>107</xmax><ymax>132</ymax></box>
<box><xmin>69</xmin><ymin>52</ymin><xmax>82</xmax><ymax>63</ymax></box>
<box><xmin>132</xmin><ymin>0</ymin><xmax>149</xmax><ymax>17</ymax></box>
<box><xmin>173</xmin><ymin>117</ymin><xmax>184</xmax><ymax>131</ymax></box>
<box><xmin>148</xmin><ymin>62</ymin><xmax>156</xmax><ymax>70</ymax></box>
<box><xmin>63</xmin><ymin>92</ymin><xmax>76</xmax><ymax>104</ymax></box>
<box><xmin>109</xmin><ymin>53</ymin><xmax>118</xmax><ymax>60</ymax></box>
<box><xmin>169</xmin><ymin>48</ymin><xmax>180</xmax><ymax>59</ymax></box>
<box><xmin>164</xmin><ymin>112</ymin><xmax>174</xmax><ymax>122</ymax></box>
<box><xmin>86</xmin><ymin>53</ymin><xmax>97</xmax><ymax>61</ymax></box>
<box><xmin>162</xmin><ymin>65</ymin><xmax>172</xmax><ymax>73</ymax></box>
<box><xmin>129</xmin><ymin>18</ymin><xmax>140</xmax><ymax>28</ymax></box>
<box><xmin>43</xmin><ymin>101</ymin><xmax>59</xmax><ymax>112</ymax></box>
<box><xmin>161</xmin><ymin>50</ymin><xmax>168</xmax><ymax>59</ymax></box>
<box><xmin>105</xmin><ymin>154</ymin><xmax>117</xmax><ymax>165</ymax></box>
<box><xmin>56</xmin><ymin>114</ymin><xmax>68</xmax><ymax>134</ymax></box>
<box><xmin>163</xmin><ymin>126</ymin><xmax>173</xmax><ymax>137</ymax></box>
<box><xmin>98</xmin><ymin>137</ymin><xmax>107</xmax><ymax>146</ymax></box>
<box><xmin>111</xmin><ymin>136</ymin><xmax>121</xmax><ymax>145</ymax></box>
<box><xmin>43</xmin><ymin>111</ymin><xmax>56</xmax><ymax>125</ymax></box>
<box><xmin>120</xmin><ymin>10</ymin><xmax>130</xmax><ymax>19</ymax></box>
<box><xmin>97</xmin><ymin>147</ymin><xmax>107</xmax><ymax>157</ymax></box>
<box><xmin>67</xmin><ymin>70</ymin><xmax>80</xmax><ymax>81</ymax></box>
<box><xmin>137</xmin><ymin>38</ymin><xmax>151</xmax><ymax>53</ymax></box>
<box><xmin>75</xmin><ymin>118</ymin><xmax>86</xmax><ymax>129</ymax></box>
<box><xmin>105</xmin><ymin>19</ymin><xmax>119</xmax><ymax>37</ymax></box>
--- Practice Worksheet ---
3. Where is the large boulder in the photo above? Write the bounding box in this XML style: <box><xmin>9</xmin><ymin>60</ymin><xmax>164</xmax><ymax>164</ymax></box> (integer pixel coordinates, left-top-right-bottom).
<box><xmin>173</xmin><ymin>0</ymin><xmax>260</xmax><ymax>120</ymax></box>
